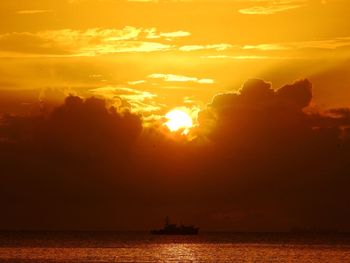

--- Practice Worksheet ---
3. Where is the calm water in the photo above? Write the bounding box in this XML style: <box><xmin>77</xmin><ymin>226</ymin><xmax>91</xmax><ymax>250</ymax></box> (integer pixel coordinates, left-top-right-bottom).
<box><xmin>0</xmin><ymin>232</ymin><xmax>350</xmax><ymax>262</ymax></box>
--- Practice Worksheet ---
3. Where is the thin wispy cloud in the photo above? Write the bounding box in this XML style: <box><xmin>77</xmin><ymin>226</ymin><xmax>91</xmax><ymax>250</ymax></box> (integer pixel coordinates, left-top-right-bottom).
<box><xmin>238</xmin><ymin>0</ymin><xmax>305</xmax><ymax>15</ymax></box>
<box><xmin>0</xmin><ymin>27</ymin><xmax>186</xmax><ymax>57</ymax></box>
<box><xmin>128</xmin><ymin>80</ymin><xmax>147</xmax><ymax>85</ymax></box>
<box><xmin>90</xmin><ymin>86</ymin><xmax>162</xmax><ymax>113</ymax></box>
<box><xmin>243</xmin><ymin>38</ymin><xmax>350</xmax><ymax>50</ymax></box>
<box><xmin>179</xmin><ymin>44</ymin><xmax>233</xmax><ymax>52</ymax></box>
<box><xmin>148</xmin><ymin>73</ymin><xmax>214</xmax><ymax>84</ymax></box>
<box><xmin>17</xmin><ymin>10</ymin><xmax>53</xmax><ymax>15</ymax></box>
<box><xmin>202</xmin><ymin>55</ymin><xmax>272</xmax><ymax>60</ymax></box>
<box><xmin>144</xmin><ymin>28</ymin><xmax>191</xmax><ymax>40</ymax></box>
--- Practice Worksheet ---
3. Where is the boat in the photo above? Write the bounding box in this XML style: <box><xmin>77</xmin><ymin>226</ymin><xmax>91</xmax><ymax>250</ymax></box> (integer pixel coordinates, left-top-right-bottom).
<box><xmin>151</xmin><ymin>216</ymin><xmax>199</xmax><ymax>235</ymax></box>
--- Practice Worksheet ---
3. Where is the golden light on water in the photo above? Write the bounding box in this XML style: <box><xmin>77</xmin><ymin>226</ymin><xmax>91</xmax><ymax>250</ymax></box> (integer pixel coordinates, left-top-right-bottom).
<box><xmin>165</xmin><ymin>109</ymin><xmax>193</xmax><ymax>134</ymax></box>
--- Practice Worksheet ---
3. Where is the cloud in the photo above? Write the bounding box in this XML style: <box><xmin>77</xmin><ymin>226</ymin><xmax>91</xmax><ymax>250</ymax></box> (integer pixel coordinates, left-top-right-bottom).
<box><xmin>128</xmin><ymin>80</ymin><xmax>147</xmax><ymax>85</ymax></box>
<box><xmin>0</xmin><ymin>26</ymin><xmax>239</xmax><ymax>58</ymax></box>
<box><xmin>276</xmin><ymin>79</ymin><xmax>312</xmax><ymax>108</ymax></box>
<box><xmin>0</xmin><ymin>27</ymin><xmax>191</xmax><ymax>57</ymax></box>
<box><xmin>207</xmin><ymin>78</ymin><xmax>313</xmax><ymax>117</ymax></box>
<box><xmin>148</xmin><ymin>73</ymin><xmax>215</xmax><ymax>84</ymax></box>
<box><xmin>89</xmin><ymin>86</ymin><xmax>163</xmax><ymax>113</ymax></box>
<box><xmin>202</xmin><ymin>55</ymin><xmax>273</xmax><ymax>60</ymax></box>
<box><xmin>1</xmin><ymin>78</ymin><xmax>350</xmax><ymax>231</ymax></box>
<box><xmin>200</xmin><ymin>79</ymin><xmax>349</xmax><ymax>225</ymax></box>
<box><xmin>238</xmin><ymin>4</ymin><xmax>301</xmax><ymax>14</ymax></box>
<box><xmin>239</xmin><ymin>0</ymin><xmax>305</xmax><ymax>15</ymax></box>
<box><xmin>179</xmin><ymin>44</ymin><xmax>233</xmax><ymax>52</ymax></box>
<box><xmin>147</xmin><ymin>30</ymin><xmax>191</xmax><ymax>40</ymax></box>
<box><xmin>17</xmin><ymin>10</ymin><xmax>53</xmax><ymax>15</ymax></box>
<box><xmin>243</xmin><ymin>38</ymin><xmax>350</xmax><ymax>51</ymax></box>
<box><xmin>144</xmin><ymin>27</ymin><xmax>191</xmax><ymax>40</ymax></box>
<box><xmin>243</xmin><ymin>44</ymin><xmax>289</xmax><ymax>51</ymax></box>
<box><xmin>0</xmin><ymin>32</ymin><xmax>72</xmax><ymax>56</ymax></box>
<box><xmin>158</xmin><ymin>31</ymin><xmax>190</xmax><ymax>38</ymax></box>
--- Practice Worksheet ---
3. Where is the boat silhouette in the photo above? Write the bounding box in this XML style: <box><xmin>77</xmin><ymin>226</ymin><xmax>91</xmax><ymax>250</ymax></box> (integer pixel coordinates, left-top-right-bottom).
<box><xmin>151</xmin><ymin>216</ymin><xmax>199</xmax><ymax>235</ymax></box>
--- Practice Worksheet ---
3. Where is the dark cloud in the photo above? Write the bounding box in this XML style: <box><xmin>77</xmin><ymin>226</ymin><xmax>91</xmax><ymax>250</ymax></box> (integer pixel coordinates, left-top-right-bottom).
<box><xmin>197</xmin><ymin>78</ymin><xmax>350</xmax><ymax>230</ymax></box>
<box><xmin>276</xmin><ymin>79</ymin><xmax>312</xmax><ymax>109</ymax></box>
<box><xmin>0</xmin><ymin>80</ymin><xmax>350</xmax><ymax>232</ymax></box>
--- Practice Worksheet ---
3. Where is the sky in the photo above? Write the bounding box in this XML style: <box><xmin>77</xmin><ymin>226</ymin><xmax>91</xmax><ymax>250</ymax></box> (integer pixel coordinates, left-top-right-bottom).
<box><xmin>1</xmin><ymin>0</ymin><xmax>350</xmax><ymax>116</ymax></box>
<box><xmin>0</xmin><ymin>0</ymin><xmax>350</xmax><ymax>231</ymax></box>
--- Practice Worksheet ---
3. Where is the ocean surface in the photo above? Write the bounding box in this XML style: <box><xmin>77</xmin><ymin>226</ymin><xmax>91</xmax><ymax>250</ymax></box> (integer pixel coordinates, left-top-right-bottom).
<box><xmin>0</xmin><ymin>232</ymin><xmax>350</xmax><ymax>262</ymax></box>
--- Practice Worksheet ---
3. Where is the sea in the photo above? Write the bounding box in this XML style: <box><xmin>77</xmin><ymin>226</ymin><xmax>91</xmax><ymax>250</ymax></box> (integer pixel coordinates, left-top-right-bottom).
<box><xmin>0</xmin><ymin>232</ymin><xmax>350</xmax><ymax>262</ymax></box>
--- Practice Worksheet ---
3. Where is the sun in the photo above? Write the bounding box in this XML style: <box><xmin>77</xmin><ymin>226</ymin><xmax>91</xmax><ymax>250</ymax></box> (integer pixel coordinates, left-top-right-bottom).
<box><xmin>165</xmin><ymin>109</ymin><xmax>193</xmax><ymax>134</ymax></box>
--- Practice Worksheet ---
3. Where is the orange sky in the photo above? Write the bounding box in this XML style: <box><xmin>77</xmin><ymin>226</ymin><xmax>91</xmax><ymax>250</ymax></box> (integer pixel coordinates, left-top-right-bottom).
<box><xmin>1</xmin><ymin>0</ymin><xmax>350</xmax><ymax>119</ymax></box>
<box><xmin>2</xmin><ymin>1</ymin><xmax>350</xmax><ymax>231</ymax></box>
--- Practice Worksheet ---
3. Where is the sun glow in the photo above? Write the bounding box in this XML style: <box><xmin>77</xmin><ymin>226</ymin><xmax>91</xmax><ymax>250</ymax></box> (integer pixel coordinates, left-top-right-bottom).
<box><xmin>165</xmin><ymin>109</ymin><xmax>193</xmax><ymax>134</ymax></box>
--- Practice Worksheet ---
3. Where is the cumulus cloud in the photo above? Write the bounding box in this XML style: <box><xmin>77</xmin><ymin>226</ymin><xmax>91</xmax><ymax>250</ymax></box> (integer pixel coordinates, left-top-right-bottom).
<box><xmin>1</xmin><ymin>78</ymin><xmax>350</xmax><ymax>231</ymax></box>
